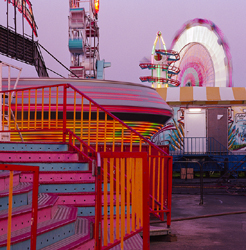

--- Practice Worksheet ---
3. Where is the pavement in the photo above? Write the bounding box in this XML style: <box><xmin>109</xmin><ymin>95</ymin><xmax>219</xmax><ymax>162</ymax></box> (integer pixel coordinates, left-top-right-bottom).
<box><xmin>150</xmin><ymin>193</ymin><xmax>246</xmax><ymax>250</ymax></box>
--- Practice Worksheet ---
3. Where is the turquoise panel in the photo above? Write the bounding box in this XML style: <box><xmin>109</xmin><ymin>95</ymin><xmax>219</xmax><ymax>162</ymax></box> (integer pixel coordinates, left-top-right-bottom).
<box><xmin>69</xmin><ymin>39</ymin><xmax>83</xmax><ymax>53</ymax></box>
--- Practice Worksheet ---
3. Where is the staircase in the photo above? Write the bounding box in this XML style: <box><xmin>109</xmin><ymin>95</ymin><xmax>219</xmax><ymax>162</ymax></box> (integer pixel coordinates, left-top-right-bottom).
<box><xmin>0</xmin><ymin>83</ymin><xmax>173</xmax><ymax>249</ymax></box>
<box><xmin>0</xmin><ymin>142</ymin><xmax>95</xmax><ymax>249</ymax></box>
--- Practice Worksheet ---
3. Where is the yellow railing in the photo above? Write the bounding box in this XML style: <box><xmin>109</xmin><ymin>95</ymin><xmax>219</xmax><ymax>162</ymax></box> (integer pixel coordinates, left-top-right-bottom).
<box><xmin>95</xmin><ymin>152</ymin><xmax>150</xmax><ymax>250</ymax></box>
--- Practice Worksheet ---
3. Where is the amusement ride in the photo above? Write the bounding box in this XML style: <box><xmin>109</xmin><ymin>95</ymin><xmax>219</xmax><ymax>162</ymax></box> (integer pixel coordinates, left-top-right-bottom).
<box><xmin>139</xmin><ymin>31</ymin><xmax>180</xmax><ymax>88</ymax></box>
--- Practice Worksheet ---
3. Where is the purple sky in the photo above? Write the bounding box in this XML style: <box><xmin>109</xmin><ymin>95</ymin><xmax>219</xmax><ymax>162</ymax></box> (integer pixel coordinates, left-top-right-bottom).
<box><xmin>0</xmin><ymin>0</ymin><xmax>245</xmax><ymax>87</ymax></box>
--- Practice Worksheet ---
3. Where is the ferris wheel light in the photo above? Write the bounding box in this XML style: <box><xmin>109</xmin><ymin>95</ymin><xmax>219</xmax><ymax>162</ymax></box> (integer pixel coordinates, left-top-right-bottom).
<box><xmin>95</xmin><ymin>0</ymin><xmax>99</xmax><ymax>13</ymax></box>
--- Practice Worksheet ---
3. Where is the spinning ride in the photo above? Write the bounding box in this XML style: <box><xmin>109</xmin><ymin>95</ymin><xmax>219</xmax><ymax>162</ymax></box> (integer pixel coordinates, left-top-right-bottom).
<box><xmin>139</xmin><ymin>31</ymin><xmax>180</xmax><ymax>88</ymax></box>
<box><xmin>171</xmin><ymin>18</ymin><xmax>233</xmax><ymax>87</ymax></box>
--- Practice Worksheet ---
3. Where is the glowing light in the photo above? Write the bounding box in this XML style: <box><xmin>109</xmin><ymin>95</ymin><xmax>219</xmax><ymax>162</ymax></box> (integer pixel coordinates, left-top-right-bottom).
<box><xmin>94</xmin><ymin>0</ymin><xmax>99</xmax><ymax>13</ymax></box>
<box><xmin>188</xmin><ymin>108</ymin><xmax>202</xmax><ymax>112</ymax></box>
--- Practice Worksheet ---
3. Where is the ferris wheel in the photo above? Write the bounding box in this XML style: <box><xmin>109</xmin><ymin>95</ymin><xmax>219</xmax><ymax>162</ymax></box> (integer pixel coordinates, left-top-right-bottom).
<box><xmin>171</xmin><ymin>18</ymin><xmax>233</xmax><ymax>87</ymax></box>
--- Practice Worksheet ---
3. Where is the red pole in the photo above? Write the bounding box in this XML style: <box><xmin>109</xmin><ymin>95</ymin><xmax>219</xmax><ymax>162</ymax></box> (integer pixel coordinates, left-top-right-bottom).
<box><xmin>166</xmin><ymin>156</ymin><xmax>173</xmax><ymax>227</ymax></box>
<box><xmin>95</xmin><ymin>153</ymin><xmax>102</xmax><ymax>250</ymax></box>
<box><xmin>63</xmin><ymin>85</ymin><xmax>67</xmax><ymax>143</ymax></box>
<box><xmin>142</xmin><ymin>152</ymin><xmax>150</xmax><ymax>250</ymax></box>
<box><xmin>30</xmin><ymin>167</ymin><xmax>39</xmax><ymax>250</ymax></box>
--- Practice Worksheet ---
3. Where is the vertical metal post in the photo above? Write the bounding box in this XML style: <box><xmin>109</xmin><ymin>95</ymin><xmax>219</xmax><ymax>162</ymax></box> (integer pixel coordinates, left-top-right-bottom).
<box><xmin>95</xmin><ymin>152</ymin><xmax>102</xmax><ymax>250</ymax></box>
<box><xmin>30</xmin><ymin>168</ymin><xmax>39</xmax><ymax>250</ymax></box>
<box><xmin>7</xmin><ymin>170</ymin><xmax>14</xmax><ymax>250</ymax></box>
<box><xmin>0</xmin><ymin>63</ymin><xmax>2</xmax><ymax>141</ymax></box>
<box><xmin>7</xmin><ymin>0</ymin><xmax>9</xmax><ymax>54</ymax></box>
<box><xmin>167</xmin><ymin>157</ymin><xmax>173</xmax><ymax>227</ymax></box>
<box><xmin>63</xmin><ymin>85</ymin><xmax>67</xmax><ymax>142</ymax></box>
<box><xmin>14</xmin><ymin>1</ymin><xmax>17</xmax><ymax>58</ymax></box>
<box><xmin>142</xmin><ymin>153</ymin><xmax>150</xmax><ymax>250</ymax></box>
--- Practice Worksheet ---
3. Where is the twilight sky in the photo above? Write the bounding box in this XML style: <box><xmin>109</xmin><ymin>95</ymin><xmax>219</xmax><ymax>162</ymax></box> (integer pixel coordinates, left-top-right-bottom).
<box><xmin>0</xmin><ymin>0</ymin><xmax>245</xmax><ymax>87</ymax></box>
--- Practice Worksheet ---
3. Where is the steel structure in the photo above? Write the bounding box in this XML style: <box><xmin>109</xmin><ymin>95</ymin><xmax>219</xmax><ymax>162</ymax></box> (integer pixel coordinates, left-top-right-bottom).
<box><xmin>139</xmin><ymin>31</ymin><xmax>180</xmax><ymax>88</ymax></box>
<box><xmin>68</xmin><ymin>0</ymin><xmax>110</xmax><ymax>79</ymax></box>
<box><xmin>0</xmin><ymin>0</ymin><xmax>48</xmax><ymax>77</ymax></box>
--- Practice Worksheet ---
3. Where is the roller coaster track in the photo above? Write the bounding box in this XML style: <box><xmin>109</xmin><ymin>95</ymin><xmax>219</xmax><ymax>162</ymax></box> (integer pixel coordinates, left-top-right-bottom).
<box><xmin>0</xmin><ymin>24</ymin><xmax>48</xmax><ymax>77</ymax></box>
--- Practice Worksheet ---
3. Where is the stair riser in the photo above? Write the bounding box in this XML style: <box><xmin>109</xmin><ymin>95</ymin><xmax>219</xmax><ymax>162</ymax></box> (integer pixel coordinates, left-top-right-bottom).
<box><xmin>0</xmin><ymin>192</ymin><xmax>30</xmax><ymax>211</ymax></box>
<box><xmin>0</xmin><ymin>206</ymin><xmax>53</xmax><ymax>236</ymax></box>
<box><xmin>20</xmin><ymin>172</ymin><xmax>94</xmax><ymax>183</ymax></box>
<box><xmin>0</xmin><ymin>143</ymin><xmax>68</xmax><ymax>152</ymax></box>
<box><xmin>0</xmin><ymin>175</ymin><xmax>20</xmax><ymax>191</ymax></box>
<box><xmin>77</xmin><ymin>206</ymin><xmax>130</xmax><ymax>217</ymax></box>
<box><xmin>56</xmin><ymin>194</ymin><xmax>120</xmax><ymax>205</ymax></box>
<box><xmin>39</xmin><ymin>183</ymin><xmax>95</xmax><ymax>193</ymax></box>
<box><xmin>7</xmin><ymin>163</ymin><xmax>89</xmax><ymax>171</ymax></box>
<box><xmin>0</xmin><ymin>153</ymin><xmax>78</xmax><ymax>162</ymax></box>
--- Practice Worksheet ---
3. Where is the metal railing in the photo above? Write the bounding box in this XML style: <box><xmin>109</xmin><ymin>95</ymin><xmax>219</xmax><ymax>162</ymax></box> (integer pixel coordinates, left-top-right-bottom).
<box><xmin>0</xmin><ymin>83</ymin><xmax>173</xmax><ymax>249</ymax></box>
<box><xmin>95</xmin><ymin>152</ymin><xmax>149</xmax><ymax>250</ymax></box>
<box><xmin>170</xmin><ymin>137</ymin><xmax>230</xmax><ymax>156</ymax></box>
<box><xmin>0</xmin><ymin>164</ymin><xmax>39</xmax><ymax>250</ymax></box>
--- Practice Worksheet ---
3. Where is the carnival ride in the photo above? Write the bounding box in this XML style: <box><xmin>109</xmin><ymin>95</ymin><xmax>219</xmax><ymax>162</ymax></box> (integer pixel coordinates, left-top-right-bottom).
<box><xmin>170</xmin><ymin>18</ymin><xmax>233</xmax><ymax>87</ymax></box>
<box><xmin>68</xmin><ymin>0</ymin><xmax>110</xmax><ymax>79</ymax></box>
<box><xmin>139</xmin><ymin>31</ymin><xmax>180</xmax><ymax>88</ymax></box>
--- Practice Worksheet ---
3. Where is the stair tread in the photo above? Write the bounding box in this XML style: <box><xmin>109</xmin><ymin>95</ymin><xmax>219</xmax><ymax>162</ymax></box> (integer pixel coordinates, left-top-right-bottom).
<box><xmin>0</xmin><ymin>182</ymin><xmax>33</xmax><ymax>197</ymax></box>
<box><xmin>0</xmin><ymin>205</ymin><xmax>77</xmax><ymax>246</ymax></box>
<box><xmin>0</xmin><ymin>193</ymin><xmax>58</xmax><ymax>220</ymax></box>
<box><xmin>41</xmin><ymin>217</ymin><xmax>91</xmax><ymax>250</ymax></box>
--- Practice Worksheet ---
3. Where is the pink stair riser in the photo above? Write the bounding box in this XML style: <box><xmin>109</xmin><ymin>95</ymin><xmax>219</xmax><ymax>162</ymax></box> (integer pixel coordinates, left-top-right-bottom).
<box><xmin>0</xmin><ymin>206</ymin><xmax>53</xmax><ymax>236</ymax></box>
<box><xmin>20</xmin><ymin>172</ymin><xmax>95</xmax><ymax>183</ymax></box>
<box><xmin>0</xmin><ymin>152</ymin><xmax>78</xmax><ymax>162</ymax></box>
<box><xmin>2</xmin><ymin>174</ymin><xmax>20</xmax><ymax>191</ymax></box>
<box><xmin>56</xmin><ymin>194</ymin><xmax>120</xmax><ymax>206</ymax></box>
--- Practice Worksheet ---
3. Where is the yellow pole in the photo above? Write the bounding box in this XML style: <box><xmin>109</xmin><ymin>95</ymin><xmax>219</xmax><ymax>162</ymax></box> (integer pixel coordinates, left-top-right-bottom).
<box><xmin>7</xmin><ymin>170</ymin><xmax>14</xmax><ymax>250</ymax></box>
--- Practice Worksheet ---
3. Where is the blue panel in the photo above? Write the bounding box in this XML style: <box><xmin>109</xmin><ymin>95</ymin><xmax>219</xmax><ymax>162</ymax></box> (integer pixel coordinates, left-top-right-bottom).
<box><xmin>69</xmin><ymin>39</ymin><xmax>83</xmax><ymax>53</ymax></box>
<box><xmin>7</xmin><ymin>162</ymin><xmax>89</xmax><ymax>171</ymax></box>
<box><xmin>77</xmin><ymin>205</ymin><xmax>131</xmax><ymax>217</ymax></box>
<box><xmin>39</xmin><ymin>183</ymin><xmax>95</xmax><ymax>193</ymax></box>
<box><xmin>0</xmin><ymin>143</ymin><xmax>68</xmax><ymax>152</ymax></box>
<box><xmin>36</xmin><ymin>222</ymin><xmax>75</xmax><ymax>249</ymax></box>
<box><xmin>0</xmin><ymin>192</ymin><xmax>29</xmax><ymax>211</ymax></box>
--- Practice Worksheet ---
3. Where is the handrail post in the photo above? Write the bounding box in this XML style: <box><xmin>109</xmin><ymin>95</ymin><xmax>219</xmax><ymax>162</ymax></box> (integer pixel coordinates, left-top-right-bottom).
<box><xmin>63</xmin><ymin>85</ymin><xmax>67</xmax><ymax>143</ymax></box>
<box><xmin>95</xmin><ymin>152</ymin><xmax>102</xmax><ymax>250</ymax></box>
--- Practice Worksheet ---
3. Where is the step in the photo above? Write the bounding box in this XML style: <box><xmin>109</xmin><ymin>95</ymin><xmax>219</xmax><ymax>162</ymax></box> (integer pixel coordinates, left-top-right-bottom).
<box><xmin>0</xmin><ymin>171</ymin><xmax>20</xmax><ymax>191</ymax></box>
<box><xmin>41</xmin><ymin>217</ymin><xmax>93</xmax><ymax>250</ymax></box>
<box><xmin>0</xmin><ymin>151</ymin><xmax>79</xmax><ymax>162</ymax></box>
<box><xmin>0</xmin><ymin>182</ymin><xmax>33</xmax><ymax>210</ymax></box>
<box><xmin>39</xmin><ymin>183</ymin><xmax>95</xmax><ymax>193</ymax></box>
<box><xmin>7</xmin><ymin>162</ymin><xmax>89</xmax><ymax>171</ymax></box>
<box><xmin>0</xmin><ymin>205</ymin><xmax>77</xmax><ymax>249</ymax></box>
<box><xmin>20</xmin><ymin>171</ymin><xmax>94</xmax><ymax>183</ymax></box>
<box><xmin>0</xmin><ymin>193</ymin><xmax>58</xmax><ymax>236</ymax></box>
<box><xmin>102</xmin><ymin>229</ymin><xmax>143</xmax><ymax>250</ymax></box>
<box><xmin>0</xmin><ymin>143</ymin><xmax>69</xmax><ymax>152</ymax></box>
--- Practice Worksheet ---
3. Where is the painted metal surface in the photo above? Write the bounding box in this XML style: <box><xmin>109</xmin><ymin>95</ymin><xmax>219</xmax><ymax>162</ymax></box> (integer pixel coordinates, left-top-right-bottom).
<box><xmin>95</xmin><ymin>152</ymin><xmax>150</xmax><ymax>250</ymax></box>
<box><xmin>0</xmin><ymin>163</ymin><xmax>39</xmax><ymax>250</ymax></box>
